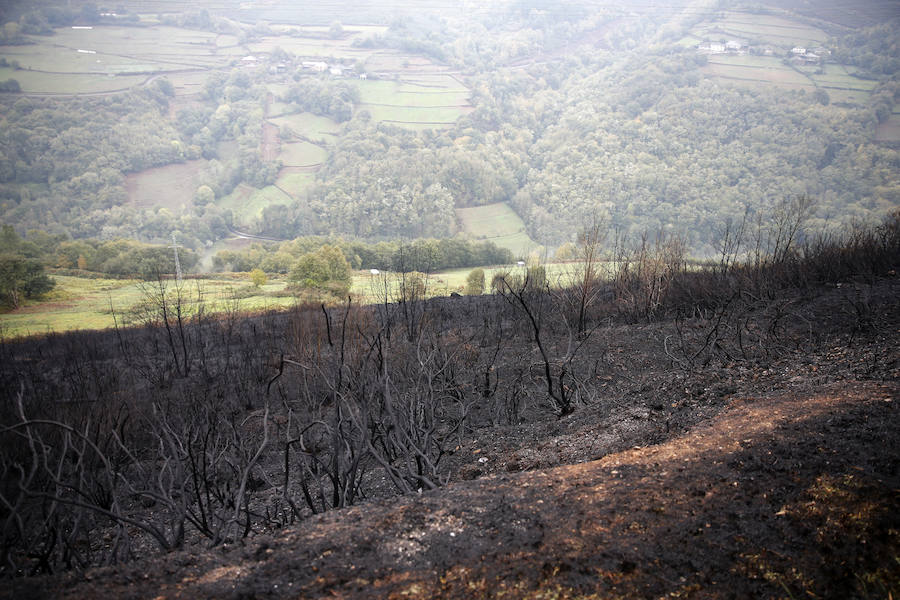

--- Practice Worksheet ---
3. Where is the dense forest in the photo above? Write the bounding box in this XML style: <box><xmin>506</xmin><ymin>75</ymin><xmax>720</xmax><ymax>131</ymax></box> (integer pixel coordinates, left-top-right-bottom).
<box><xmin>0</xmin><ymin>0</ymin><xmax>898</xmax><ymax>262</ymax></box>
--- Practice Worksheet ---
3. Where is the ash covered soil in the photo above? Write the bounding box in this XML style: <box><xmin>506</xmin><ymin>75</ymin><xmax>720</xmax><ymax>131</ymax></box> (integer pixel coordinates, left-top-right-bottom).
<box><xmin>6</xmin><ymin>282</ymin><xmax>900</xmax><ymax>600</ymax></box>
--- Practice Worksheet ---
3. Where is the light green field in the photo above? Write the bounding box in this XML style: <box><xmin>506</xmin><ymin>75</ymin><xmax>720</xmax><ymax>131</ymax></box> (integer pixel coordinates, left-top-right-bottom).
<box><xmin>0</xmin><ymin>275</ymin><xmax>297</xmax><ymax>339</ymax></box>
<box><xmin>34</xmin><ymin>26</ymin><xmax>226</xmax><ymax>69</ymax></box>
<box><xmin>357</xmin><ymin>79</ymin><xmax>470</xmax><ymax>106</ymax></box>
<box><xmin>362</xmin><ymin>104</ymin><xmax>471</xmax><ymax>126</ymax></box>
<box><xmin>165</xmin><ymin>70</ymin><xmax>214</xmax><ymax>95</ymax></box>
<box><xmin>456</xmin><ymin>202</ymin><xmax>539</xmax><ymax>257</ymax></box>
<box><xmin>278</xmin><ymin>141</ymin><xmax>328</xmax><ymax>166</ymax></box>
<box><xmin>0</xmin><ymin>42</ymin><xmax>155</xmax><ymax>73</ymax></box>
<box><xmin>3</xmin><ymin>259</ymin><xmax>599</xmax><ymax>338</ymax></box>
<box><xmin>695</xmin><ymin>12</ymin><xmax>827</xmax><ymax>48</ymax></box>
<box><xmin>808</xmin><ymin>65</ymin><xmax>878</xmax><ymax>91</ymax></box>
<box><xmin>365</xmin><ymin>53</ymin><xmax>441</xmax><ymax>72</ymax></box>
<box><xmin>218</xmin><ymin>184</ymin><xmax>294</xmax><ymax>226</ymax></box>
<box><xmin>703</xmin><ymin>56</ymin><xmax>815</xmax><ymax>90</ymax></box>
<box><xmin>246</xmin><ymin>37</ymin><xmax>373</xmax><ymax>60</ymax></box>
<box><xmin>401</xmin><ymin>74</ymin><xmax>469</xmax><ymax>91</ymax></box>
<box><xmin>0</xmin><ymin>25</ymin><xmax>243</xmax><ymax>94</ymax></box>
<box><xmin>269</xmin><ymin>112</ymin><xmax>340</xmax><ymax>142</ymax></box>
<box><xmin>275</xmin><ymin>171</ymin><xmax>316</xmax><ymax>195</ymax></box>
<box><xmin>825</xmin><ymin>88</ymin><xmax>877</xmax><ymax>105</ymax></box>
<box><xmin>215</xmin><ymin>34</ymin><xmax>241</xmax><ymax>48</ymax></box>
<box><xmin>702</xmin><ymin>55</ymin><xmax>873</xmax><ymax>104</ymax></box>
<box><xmin>0</xmin><ymin>67</ymin><xmax>146</xmax><ymax>94</ymax></box>
<box><xmin>126</xmin><ymin>159</ymin><xmax>208</xmax><ymax>211</ymax></box>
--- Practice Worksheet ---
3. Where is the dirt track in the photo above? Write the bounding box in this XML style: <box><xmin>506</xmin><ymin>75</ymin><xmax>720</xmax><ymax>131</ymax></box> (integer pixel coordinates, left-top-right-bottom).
<box><xmin>16</xmin><ymin>379</ymin><xmax>898</xmax><ymax>600</ymax></box>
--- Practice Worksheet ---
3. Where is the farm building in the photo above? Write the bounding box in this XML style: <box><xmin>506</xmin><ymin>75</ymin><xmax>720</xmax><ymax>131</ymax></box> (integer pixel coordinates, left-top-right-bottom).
<box><xmin>302</xmin><ymin>61</ymin><xmax>328</xmax><ymax>72</ymax></box>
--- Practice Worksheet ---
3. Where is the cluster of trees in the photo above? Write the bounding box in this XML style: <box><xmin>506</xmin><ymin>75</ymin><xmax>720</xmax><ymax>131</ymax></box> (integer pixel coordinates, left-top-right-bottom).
<box><xmin>0</xmin><ymin>224</ymin><xmax>197</xmax><ymax>283</ymax></box>
<box><xmin>0</xmin><ymin>86</ymin><xmax>184</xmax><ymax>239</ymax></box>
<box><xmin>212</xmin><ymin>235</ymin><xmax>513</xmax><ymax>274</ymax></box>
<box><xmin>283</xmin><ymin>80</ymin><xmax>360</xmax><ymax>123</ymax></box>
<box><xmin>0</xmin><ymin>224</ymin><xmax>53</xmax><ymax>309</ymax></box>
<box><xmin>287</xmin><ymin>243</ymin><xmax>352</xmax><ymax>298</ymax></box>
<box><xmin>830</xmin><ymin>22</ymin><xmax>900</xmax><ymax>78</ymax></box>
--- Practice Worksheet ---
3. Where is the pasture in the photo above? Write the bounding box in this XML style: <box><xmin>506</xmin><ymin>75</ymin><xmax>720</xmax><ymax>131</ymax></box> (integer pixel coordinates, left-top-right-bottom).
<box><xmin>269</xmin><ymin>112</ymin><xmax>340</xmax><ymax>142</ymax></box>
<box><xmin>703</xmin><ymin>55</ymin><xmax>814</xmax><ymax>88</ymax></box>
<box><xmin>0</xmin><ymin>67</ymin><xmax>146</xmax><ymax>94</ymax></box>
<box><xmin>246</xmin><ymin>36</ymin><xmax>374</xmax><ymax>61</ymax></box>
<box><xmin>1</xmin><ymin>259</ymin><xmax>598</xmax><ymax>338</ymax></box>
<box><xmin>693</xmin><ymin>12</ymin><xmax>827</xmax><ymax>48</ymax></box>
<box><xmin>456</xmin><ymin>202</ymin><xmax>539</xmax><ymax>258</ymax></box>
<box><xmin>0</xmin><ymin>24</ymin><xmax>238</xmax><ymax>94</ymax></box>
<box><xmin>277</xmin><ymin>141</ymin><xmax>328</xmax><ymax>167</ymax></box>
<box><xmin>702</xmin><ymin>55</ymin><xmax>874</xmax><ymax>105</ymax></box>
<box><xmin>218</xmin><ymin>183</ymin><xmax>294</xmax><ymax>226</ymax></box>
<box><xmin>275</xmin><ymin>170</ymin><xmax>316</xmax><ymax>196</ymax></box>
<box><xmin>125</xmin><ymin>159</ymin><xmax>208</xmax><ymax>212</ymax></box>
<box><xmin>0</xmin><ymin>274</ymin><xmax>297</xmax><ymax>339</ymax></box>
<box><xmin>353</xmin><ymin>76</ymin><xmax>472</xmax><ymax>129</ymax></box>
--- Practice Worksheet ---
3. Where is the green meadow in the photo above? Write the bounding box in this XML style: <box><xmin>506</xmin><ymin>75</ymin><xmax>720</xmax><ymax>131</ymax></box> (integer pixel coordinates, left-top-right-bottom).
<box><xmin>218</xmin><ymin>184</ymin><xmax>294</xmax><ymax>226</ymax></box>
<box><xmin>277</xmin><ymin>141</ymin><xmax>329</xmax><ymax>167</ymax></box>
<box><xmin>270</xmin><ymin>113</ymin><xmax>340</xmax><ymax>143</ymax></box>
<box><xmin>125</xmin><ymin>159</ymin><xmax>208</xmax><ymax>212</ymax></box>
<box><xmin>2</xmin><ymin>258</ymin><xmax>613</xmax><ymax>339</ymax></box>
<box><xmin>456</xmin><ymin>202</ymin><xmax>540</xmax><ymax>258</ymax></box>
<box><xmin>0</xmin><ymin>274</ymin><xmax>299</xmax><ymax>339</ymax></box>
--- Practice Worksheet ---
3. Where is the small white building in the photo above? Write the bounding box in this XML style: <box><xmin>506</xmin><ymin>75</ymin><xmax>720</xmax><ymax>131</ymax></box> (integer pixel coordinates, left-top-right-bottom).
<box><xmin>302</xmin><ymin>61</ymin><xmax>328</xmax><ymax>72</ymax></box>
<box><xmin>725</xmin><ymin>40</ymin><xmax>741</xmax><ymax>51</ymax></box>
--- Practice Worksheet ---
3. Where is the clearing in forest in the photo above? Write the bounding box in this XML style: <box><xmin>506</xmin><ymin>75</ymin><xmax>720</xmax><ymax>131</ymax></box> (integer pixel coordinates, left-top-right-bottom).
<box><xmin>125</xmin><ymin>159</ymin><xmax>208</xmax><ymax>212</ymax></box>
<box><xmin>456</xmin><ymin>202</ymin><xmax>539</xmax><ymax>257</ymax></box>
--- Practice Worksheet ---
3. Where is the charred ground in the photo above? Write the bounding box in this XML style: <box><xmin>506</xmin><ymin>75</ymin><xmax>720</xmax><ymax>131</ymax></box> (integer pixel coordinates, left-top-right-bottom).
<box><xmin>1</xmin><ymin>215</ymin><xmax>899</xmax><ymax>599</ymax></box>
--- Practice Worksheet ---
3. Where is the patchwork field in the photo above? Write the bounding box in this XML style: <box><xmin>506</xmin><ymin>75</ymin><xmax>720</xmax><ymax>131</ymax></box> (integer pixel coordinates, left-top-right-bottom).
<box><xmin>354</xmin><ymin>75</ymin><xmax>472</xmax><ymax>128</ymax></box>
<box><xmin>701</xmin><ymin>54</ymin><xmax>874</xmax><ymax>105</ymax></box>
<box><xmin>692</xmin><ymin>12</ymin><xmax>827</xmax><ymax>49</ymax></box>
<box><xmin>456</xmin><ymin>202</ymin><xmax>539</xmax><ymax>258</ymax></box>
<box><xmin>703</xmin><ymin>55</ymin><xmax>814</xmax><ymax>88</ymax></box>
<box><xmin>0</xmin><ymin>67</ymin><xmax>147</xmax><ymax>94</ymax></box>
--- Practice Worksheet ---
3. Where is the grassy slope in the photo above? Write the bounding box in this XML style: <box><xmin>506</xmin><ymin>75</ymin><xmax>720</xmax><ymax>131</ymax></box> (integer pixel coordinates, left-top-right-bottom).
<box><xmin>456</xmin><ymin>202</ymin><xmax>540</xmax><ymax>257</ymax></box>
<box><xmin>2</xmin><ymin>260</ymin><xmax>592</xmax><ymax>338</ymax></box>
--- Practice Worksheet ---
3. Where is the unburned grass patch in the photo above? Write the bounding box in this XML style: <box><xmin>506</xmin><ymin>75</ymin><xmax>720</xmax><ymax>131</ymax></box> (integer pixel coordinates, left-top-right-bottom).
<box><xmin>362</xmin><ymin>104</ymin><xmax>471</xmax><ymax>127</ymax></box>
<box><xmin>218</xmin><ymin>184</ymin><xmax>294</xmax><ymax>226</ymax></box>
<box><xmin>269</xmin><ymin>112</ymin><xmax>340</xmax><ymax>143</ymax></box>
<box><xmin>694</xmin><ymin>12</ymin><xmax>827</xmax><ymax>48</ymax></box>
<box><xmin>277</xmin><ymin>141</ymin><xmax>328</xmax><ymax>166</ymax></box>
<box><xmin>0</xmin><ymin>67</ymin><xmax>146</xmax><ymax>94</ymax></box>
<box><xmin>126</xmin><ymin>159</ymin><xmax>208</xmax><ymax>212</ymax></box>
<box><xmin>456</xmin><ymin>202</ymin><xmax>539</xmax><ymax>257</ymax></box>
<box><xmin>276</xmin><ymin>170</ymin><xmax>316</xmax><ymax>196</ymax></box>
<box><xmin>0</xmin><ymin>274</ymin><xmax>299</xmax><ymax>338</ymax></box>
<box><xmin>703</xmin><ymin>55</ymin><xmax>813</xmax><ymax>88</ymax></box>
